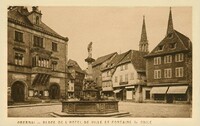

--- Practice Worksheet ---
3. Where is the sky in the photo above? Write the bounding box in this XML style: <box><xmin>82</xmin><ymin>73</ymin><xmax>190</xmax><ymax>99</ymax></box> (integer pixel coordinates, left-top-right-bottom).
<box><xmin>30</xmin><ymin>7</ymin><xmax>192</xmax><ymax>69</ymax></box>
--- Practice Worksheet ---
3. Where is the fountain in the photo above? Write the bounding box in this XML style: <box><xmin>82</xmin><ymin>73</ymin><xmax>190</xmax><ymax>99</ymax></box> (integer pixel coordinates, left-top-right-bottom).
<box><xmin>53</xmin><ymin>42</ymin><xmax>129</xmax><ymax>117</ymax></box>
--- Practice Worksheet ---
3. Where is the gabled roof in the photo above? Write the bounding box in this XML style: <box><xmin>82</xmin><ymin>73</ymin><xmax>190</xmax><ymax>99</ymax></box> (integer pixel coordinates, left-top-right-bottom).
<box><xmin>145</xmin><ymin>30</ymin><xmax>192</xmax><ymax>58</ymax></box>
<box><xmin>8</xmin><ymin>6</ymin><xmax>68</xmax><ymax>41</ymax></box>
<box><xmin>92</xmin><ymin>52</ymin><xmax>117</xmax><ymax>67</ymax></box>
<box><xmin>101</xmin><ymin>50</ymin><xmax>130</xmax><ymax>71</ymax></box>
<box><xmin>117</xmin><ymin>50</ymin><xmax>148</xmax><ymax>72</ymax></box>
<box><xmin>67</xmin><ymin>59</ymin><xmax>85</xmax><ymax>74</ymax></box>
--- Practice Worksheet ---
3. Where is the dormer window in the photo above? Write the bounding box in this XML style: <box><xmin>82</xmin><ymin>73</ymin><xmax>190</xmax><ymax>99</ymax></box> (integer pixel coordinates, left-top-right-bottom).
<box><xmin>169</xmin><ymin>43</ymin><xmax>176</xmax><ymax>49</ymax></box>
<box><xmin>167</xmin><ymin>33</ymin><xmax>173</xmax><ymax>39</ymax></box>
<box><xmin>157</xmin><ymin>45</ymin><xmax>164</xmax><ymax>51</ymax></box>
<box><xmin>36</xmin><ymin>16</ymin><xmax>39</xmax><ymax>25</ymax></box>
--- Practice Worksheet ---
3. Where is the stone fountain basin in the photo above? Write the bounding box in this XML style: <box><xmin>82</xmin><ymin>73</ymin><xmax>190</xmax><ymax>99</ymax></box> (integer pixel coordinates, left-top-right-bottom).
<box><xmin>62</xmin><ymin>100</ymin><xmax>119</xmax><ymax>114</ymax></box>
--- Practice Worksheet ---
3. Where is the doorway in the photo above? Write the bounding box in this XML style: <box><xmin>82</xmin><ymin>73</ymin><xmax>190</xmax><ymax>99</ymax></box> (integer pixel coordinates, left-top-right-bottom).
<box><xmin>49</xmin><ymin>84</ymin><xmax>60</xmax><ymax>99</ymax></box>
<box><xmin>167</xmin><ymin>94</ymin><xmax>174</xmax><ymax>103</ymax></box>
<box><xmin>11</xmin><ymin>81</ymin><xmax>25</xmax><ymax>102</ymax></box>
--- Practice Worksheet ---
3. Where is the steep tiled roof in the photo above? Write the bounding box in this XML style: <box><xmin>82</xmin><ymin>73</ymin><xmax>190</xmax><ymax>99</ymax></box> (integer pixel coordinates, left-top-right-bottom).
<box><xmin>117</xmin><ymin>50</ymin><xmax>147</xmax><ymax>72</ymax></box>
<box><xmin>92</xmin><ymin>52</ymin><xmax>117</xmax><ymax>67</ymax></box>
<box><xmin>8</xmin><ymin>6</ymin><xmax>68</xmax><ymax>41</ymax></box>
<box><xmin>67</xmin><ymin>59</ymin><xmax>85</xmax><ymax>74</ymax></box>
<box><xmin>145</xmin><ymin>30</ymin><xmax>192</xmax><ymax>57</ymax></box>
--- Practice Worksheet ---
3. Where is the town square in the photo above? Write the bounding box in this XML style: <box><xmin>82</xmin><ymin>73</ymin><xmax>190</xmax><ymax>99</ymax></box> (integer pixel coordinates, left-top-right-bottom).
<box><xmin>7</xmin><ymin>6</ymin><xmax>192</xmax><ymax>118</ymax></box>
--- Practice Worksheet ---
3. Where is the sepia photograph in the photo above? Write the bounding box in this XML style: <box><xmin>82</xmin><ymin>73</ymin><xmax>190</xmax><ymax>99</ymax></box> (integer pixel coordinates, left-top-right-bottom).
<box><xmin>1</xmin><ymin>0</ymin><xmax>200</xmax><ymax>126</ymax></box>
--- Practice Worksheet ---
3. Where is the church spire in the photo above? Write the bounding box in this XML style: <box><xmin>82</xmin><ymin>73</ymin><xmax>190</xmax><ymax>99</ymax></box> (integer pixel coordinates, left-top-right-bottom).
<box><xmin>139</xmin><ymin>15</ymin><xmax>148</xmax><ymax>52</ymax></box>
<box><xmin>166</xmin><ymin>7</ymin><xmax>174</xmax><ymax>35</ymax></box>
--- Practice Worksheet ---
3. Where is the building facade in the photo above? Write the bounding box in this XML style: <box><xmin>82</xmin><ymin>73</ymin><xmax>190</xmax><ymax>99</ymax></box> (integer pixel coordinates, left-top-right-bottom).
<box><xmin>92</xmin><ymin>52</ymin><xmax>117</xmax><ymax>89</ymax></box>
<box><xmin>112</xmin><ymin>50</ymin><xmax>147</xmax><ymax>102</ymax></box>
<box><xmin>8</xmin><ymin>6</ymin><xmax>68</xmax><ymax>103</ymax></box>
<box><xmin>101</xmin><ymin>16</ymin><xmax>148</xmax><ymax>102</ymax></box>
<box><xmin>66</xmin><ymin>59</ymin><xmax>85</xmax><ymax>99</ymax></box>
<box><xmin>101</xmin><ymin>52</ymin><xmax>128</xmax><ymax>100</ymax></box>
<box><xmin>67</xmin><ymin>71</ymin><xmax>75</xmax><ymax>99</ymax></box>
<box><xmin>144</xmin><ymin>9</ymin><xmax>192</xmax><ymax>103</ymax></box>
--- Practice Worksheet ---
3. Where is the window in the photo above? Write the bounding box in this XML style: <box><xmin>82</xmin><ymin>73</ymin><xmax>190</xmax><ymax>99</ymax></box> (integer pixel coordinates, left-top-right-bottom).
<box><xmin>32</xmin><ymin>57</ymin><xmax>36</xmax><ymax>67</ymax></box>
<box><xmin>154</xmin><ymin>70</ymin><xmax>161</xmax><ymax>79</ymax></box>
<box><xmin>167</xmin><ymin>33</ymin><xmax>173</xmax><ymax>38</ymax></box>
<box><xmin>120</xmin><ymin>75</ymin><xmax>123</xmax><ymax>82</ymax></box>
<box><xmin>115</xmin><ymin>76</ymin><xmax>118</xmax><ymax>83</ymax></box>
<box><xmin>120</xmin><ymin>65</ymin><xmax>123</xmax><ymax>71</ymax></box>
<box><xmin>125</xmin><ymin>64</ymin><xmax>128</xmax><ymax>70</ymax></box>
<box><xmin>130</xmin><ymin>73</ymin><xmax>134</xmax><ymax>80</ymax></box>
<box><xmin>125</xmin><ymin>74</ymin><xmax>128</xmax><ymax>82</ymax></box>
<box><xmin>145</xmin><ymin>90</ymin><xmax>150</xmax><ymax>100</ymax></box>
<box><xmin>106</xmin><ymin>71</ymin><xmax>109</xmax><ymax>77</ymax></box>
<box><xmin>36</xmin><ymin>57</ymin><xmax>49</xmax><ymax>68</ymax></box>
<box><xmin>15</xmin><ymin>53</ymin><xmax>24</xmax><ymax>65</ymax></box>
<box><xmin>36</xmin><ymin>16</ymin><xmax>39</xmax><ymax>25</ymax></box>
<box><xmin>154</xmin><ymin>94</ymin><xmax>165</xmax><ymax>100</ymax></box>
<box><xmin>174</xmin><ymin>94</ymin><xmax>187</xmax><ymax>101</ymax></box>
<box><xmin>169</xmin><ymin>43</ymin><xmax>176</xmax><ymax>49</ymax></box>
<box><xmin>52</xmin><ymin>61</ymin><xmax>58</xmax><ymax>71</ymax></box>
<box><xmin>175</xmin><ymin>53</ymin><xmax>184</xmax><ymax>62</ymax></box>
<box><xmin>15</xmin><ymin>31</ymin><xmax>23</xmax><ymax>42</ymax></box>
<box><xmin>157</xmin><ymin>45</ymin><xmax>164</xmax><ymax>51</ymax></box>
<box><xmin>164</xmin><ymin>55</ymin><xmax>172</xmax><ymax>64</ymax></box>
<box><xmin>34</xmin><ymin>36</ymin><xmax>43</xmax><ymax>48</ymax></box>
<box><xmin>164</xmin><ymin>68</ymin><xmax>172</xmax><ymax>78</ymax></box>
<box><xmin>52</xmin><ymin>42</ymin><xmax>58</xmax><ymax>51</ymax></box>
<box><xmin>154</xmin><ymin>57</ymin><xmax>161</xmax><ymax>65</ymax></box>
<box><xmin>175</xmin><ymin>67</ymin><xmax>184</xmax><ymax>77</ymax></box>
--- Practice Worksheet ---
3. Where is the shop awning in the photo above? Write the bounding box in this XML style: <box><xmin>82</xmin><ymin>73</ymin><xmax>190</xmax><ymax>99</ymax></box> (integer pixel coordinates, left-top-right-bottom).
<box><xmin>102</xmin><ymin>87</ymin><xmax>113</xmax><ymax>92</ymax></box>
<box><xmin>167</xmin><ymin>86</ymin><xmax>188</xmax><ymax>94</ymax></box>
<box><xmin>125</xmin><ymin>86</ymin><xmax>135</xmax><ymax>89</ymax></box>
<box><xmin>150</xmin><ymin>86</ymin><xmax>168</xmax><ymax>94</ymax></box>
<box><xmin>32</xmin><ymin>73</ymin><xmax>50</xmax><ymax>86</ymax></box>
<box><xmin>113</xmin><ymin>89</ymin><xmax>122</xmax><ymax>93</ymax></box>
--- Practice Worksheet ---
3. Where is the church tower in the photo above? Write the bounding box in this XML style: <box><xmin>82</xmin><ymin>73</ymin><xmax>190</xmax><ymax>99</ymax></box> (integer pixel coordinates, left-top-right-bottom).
<box><xmin>139</xmin><ymin>16</ymin><xmax>149</xmax><ymax>52</ymax></box>
<box><xmin>166</xmin><ymin>7</ymin><xmax>174</xmax><ymax>36</ymax></box>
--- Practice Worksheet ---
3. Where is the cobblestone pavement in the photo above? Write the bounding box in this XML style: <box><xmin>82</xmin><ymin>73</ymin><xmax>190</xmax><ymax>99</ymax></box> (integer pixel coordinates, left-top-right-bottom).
<box><xmin>8</xmin><ymin>102</ymin><xmax>192</xmax><ymax>118</ymax></box>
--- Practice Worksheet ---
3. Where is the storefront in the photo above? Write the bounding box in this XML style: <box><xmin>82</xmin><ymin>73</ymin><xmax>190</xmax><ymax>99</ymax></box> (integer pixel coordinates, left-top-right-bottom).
<box><xmin>101</xmin><ymin>87</ymin><xmax>114</xmax><ymax>100</ymax></box>
<box><xmin>150</xmin><ymin>85</ymin><xmax>189</xmax><ymax>103</ymax></box>
<box><xmin>166</xmin><ymin>86</ymin><xmax>188</xmax><ymax>103</ymax></box>
<box><xmin>150</xmin><ymin>86</ymin><xmax>168</xmax><ymax>102</ymax></box>
<box><xmin>113</xmin><ymin>89</ymin><xmax>123</xmax><ymax>100</ymax></box>
<box><xmin>125</xmin><ymin>86</ymin><xmax>135</xmax><ymax>101</ymax></box>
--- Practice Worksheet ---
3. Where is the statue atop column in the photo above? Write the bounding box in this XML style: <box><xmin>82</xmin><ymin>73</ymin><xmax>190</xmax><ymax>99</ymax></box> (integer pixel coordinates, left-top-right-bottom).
<box><xmin>83</xmin><ymin>42</ymin><xmax>98</xmax><ymax>100</ymax></box>
<box><xmin>85</xmin><ymin>42</ymin><xmax>95</xmax><ymax>63</ymax></box>
<box><xmin>87</xmin><ymin>42</ymin><xmax>92</xmax><ymax>58</ymax></box>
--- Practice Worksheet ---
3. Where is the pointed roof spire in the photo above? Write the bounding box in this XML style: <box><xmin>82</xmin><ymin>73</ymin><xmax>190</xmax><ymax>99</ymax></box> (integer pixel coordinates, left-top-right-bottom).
<box><xmin>140</xmin><ymin>15</ymin><xmax>148</xmax><ymax>42</ymax></box>
<box><xmin>166</xmin><ymin>7</ymin><xmax>174</xmax><ymax>35</ymax></box>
